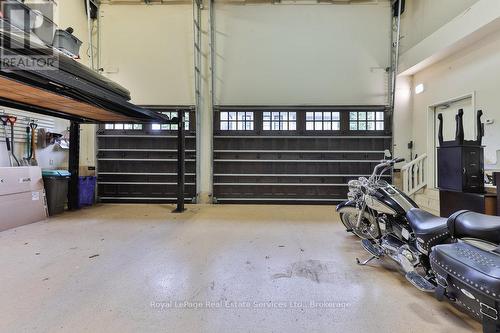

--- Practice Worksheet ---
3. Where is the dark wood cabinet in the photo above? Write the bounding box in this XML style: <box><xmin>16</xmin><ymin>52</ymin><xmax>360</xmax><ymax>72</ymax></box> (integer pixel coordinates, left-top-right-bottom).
<box><xmin>439</xmin><ymin>190</ymin><xmax>496</xmax><ymax>218</ymax></box>
<box><xmin>437</xmin><ymin>145</ymin><xmax>484</xmax><ymax>193</ymax></box>
<box><xmin>437</xmin><ymin>109</ymin><xmax>492</xmax><ymax>216</ymax></box>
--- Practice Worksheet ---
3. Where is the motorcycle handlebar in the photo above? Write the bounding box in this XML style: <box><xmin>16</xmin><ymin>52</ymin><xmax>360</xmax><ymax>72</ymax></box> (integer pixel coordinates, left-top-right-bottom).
<box><xmin>376</xmin><ymin>157</ymin><xmax>405</xmax><ymax>167</ymax></box>
<box><xmin>369</xmin><ymin>157</ymin><xmax>405</xmax><ymax>180</ymax></box>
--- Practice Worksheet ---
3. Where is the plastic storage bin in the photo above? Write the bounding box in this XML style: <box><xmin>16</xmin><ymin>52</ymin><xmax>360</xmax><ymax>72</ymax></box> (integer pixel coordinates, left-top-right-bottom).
<box><xmin>33</xmin><ymin>15</ymin><xmax>56</xmax><ymax>46</ymax></box>
<box><xmin>78</xmin><ymin>176</ymin><xmax>96</xmax><ymax>208</ymax></box>
<box><xmin>52</xmin><ymin>29</ymin><xmax>82</xmax><ymax>57</ymax></box>
<box><xmin>42</xmin><ymin>170</ymin><xmax>70</xmax><ymax>216</ymax></box>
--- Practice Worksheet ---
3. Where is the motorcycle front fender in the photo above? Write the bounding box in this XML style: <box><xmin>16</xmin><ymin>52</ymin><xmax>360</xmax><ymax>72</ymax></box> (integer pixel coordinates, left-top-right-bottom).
<box><xmin>336</xmin><ymin>200</ymin><xmax>359</xmax><ymax>215</ymax></box>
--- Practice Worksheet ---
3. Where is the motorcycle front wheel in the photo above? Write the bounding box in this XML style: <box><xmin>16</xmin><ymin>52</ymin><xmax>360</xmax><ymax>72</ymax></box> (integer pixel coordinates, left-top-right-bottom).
<box><xmin>340</xmin><ymin>211</ymin><xmax>380</xmax><ymax>240</ymax></box>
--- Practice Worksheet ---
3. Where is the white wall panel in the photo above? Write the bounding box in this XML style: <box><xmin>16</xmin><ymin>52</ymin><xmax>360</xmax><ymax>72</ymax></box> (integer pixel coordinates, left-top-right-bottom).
<box><xmin>214</xmin><ymin>4</ymin><xmax>391</xmax><ymax>105</ymax></box>
<box><xmin>99</xmin><ymin>4</ymin><xmax>195</xmax><ymax>105</ymax></box>
<box><xmin>393</xmin><ymin>75</ymin><xmax>413</xmax><ymax>162</ymax></box>
<box><xmin>99</xmin><ymin>3</ymin><xmax>391</xmax><ymax>106</ymax></box>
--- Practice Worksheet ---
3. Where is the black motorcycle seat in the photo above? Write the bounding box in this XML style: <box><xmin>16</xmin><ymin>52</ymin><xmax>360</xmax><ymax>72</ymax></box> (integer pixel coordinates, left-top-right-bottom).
<box><xmin>448</xmin><ymin>210</ymin><xmax>500</xmax><ymax>244</ymax></box>
<box><xmin>407</xmin><ymin>208</ymin><xmax>449</xmax><ymax>253</ymax></box>
<box><xmin>407</xmin><ymin>208</ymin><xmax>448</xmax><ymax>234</ymax></box>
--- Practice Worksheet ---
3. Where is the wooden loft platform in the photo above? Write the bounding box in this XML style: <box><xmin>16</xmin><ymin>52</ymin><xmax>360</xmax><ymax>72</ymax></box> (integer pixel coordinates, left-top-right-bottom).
<box><xmin>0</xmin><ymin>70</ymin><xmax>171</xmax><ymax>124</ymax></box>
<box><xmin>0</xmin><ymin>75</ymin><xmax>134</xmax><ymax>122</ymax></box>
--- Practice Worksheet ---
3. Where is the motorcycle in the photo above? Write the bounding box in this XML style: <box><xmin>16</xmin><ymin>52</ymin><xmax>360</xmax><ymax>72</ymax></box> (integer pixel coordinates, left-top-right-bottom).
<box><xmin>337</xmin><ymin>157</ymin><xmax>500</xmax><ymax>333</ymax></box>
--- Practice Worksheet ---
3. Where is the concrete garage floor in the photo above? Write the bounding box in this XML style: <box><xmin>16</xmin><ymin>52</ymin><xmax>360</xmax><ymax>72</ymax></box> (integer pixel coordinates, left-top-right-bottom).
<box><xmin>0</xmin><ymin>204</ymin><xmax>481</xmax><ymax>333</ymax></box>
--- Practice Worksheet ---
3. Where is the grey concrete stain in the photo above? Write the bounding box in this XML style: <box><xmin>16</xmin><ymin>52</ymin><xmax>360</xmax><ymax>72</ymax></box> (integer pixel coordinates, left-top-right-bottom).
<box><xmin>272</xmin><ymin>260</ymin><xmax>336</xmax><ymax>283</ymax></box>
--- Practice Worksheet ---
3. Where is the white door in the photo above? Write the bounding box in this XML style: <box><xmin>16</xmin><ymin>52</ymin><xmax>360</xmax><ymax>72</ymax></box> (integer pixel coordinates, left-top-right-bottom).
<box><xmin>434</xmin><ymin>97</ymin><xmax>474</xmax><ymax>187</ymax></box>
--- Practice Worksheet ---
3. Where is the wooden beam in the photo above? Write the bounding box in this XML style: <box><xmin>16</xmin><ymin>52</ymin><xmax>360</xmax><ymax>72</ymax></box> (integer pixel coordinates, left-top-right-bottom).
<box><xmin>0</xmin><ymin>75</ymin><xmax>136</xmax><ymax>122</ymax></box>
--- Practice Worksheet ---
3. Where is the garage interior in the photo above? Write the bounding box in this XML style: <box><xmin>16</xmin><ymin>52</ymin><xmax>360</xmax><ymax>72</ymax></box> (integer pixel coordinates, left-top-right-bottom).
<box><xmin>0</xmin><ymin>0</ymin><xmax>499</xmax><ymax>332</ymax></box>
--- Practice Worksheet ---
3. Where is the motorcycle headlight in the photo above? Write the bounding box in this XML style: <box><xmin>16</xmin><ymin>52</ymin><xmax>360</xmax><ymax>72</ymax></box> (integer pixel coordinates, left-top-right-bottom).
<box><xmin>347</xmin><ymin>180</ymin><xmax>362</xmax><ymax>200</ymax></box>
<box><xmin>348</xmin><ymin>179</ymin><xmax>361</xmax><ymax>191</ymax></box>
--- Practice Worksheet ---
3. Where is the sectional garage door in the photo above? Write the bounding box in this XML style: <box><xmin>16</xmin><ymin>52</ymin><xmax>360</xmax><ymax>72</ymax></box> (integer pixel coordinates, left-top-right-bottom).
<box><xmin>96</xmin><ymin>107</ymin><xmax>195</xmax><ymax>203</ymax></box>
<box><xmin>213</xmin><ymin>106</ymin><xmax>392</xmax><ymax>204</ymax></box>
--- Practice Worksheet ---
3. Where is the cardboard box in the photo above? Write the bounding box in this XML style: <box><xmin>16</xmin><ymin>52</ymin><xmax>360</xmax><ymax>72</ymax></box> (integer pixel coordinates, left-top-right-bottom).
<box><xmin>0</xmin><ymin>190</ymin><xmax>48</xmax><ymax>232</ymax></box>
<box><xmin>79</xmin><ymin>166</ymin><xmax>96</xmax><ymax>177</ymax></box>
<box><xmin>0</xmin><ymin>167</ymin><xmax>44</xmax><ymax>196</ymax></box>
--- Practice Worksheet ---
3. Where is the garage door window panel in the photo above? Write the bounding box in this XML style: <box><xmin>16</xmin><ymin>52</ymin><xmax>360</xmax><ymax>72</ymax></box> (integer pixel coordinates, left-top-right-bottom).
<box><xmin>151</xmin><ymin>112</ymin><xmax>190</xmax><ymax>131</ymax></box>
<box><xmin>306</xmin><ymin>112</ymin><xmax>340</xmax><ymax>131</ymax></box>
<box><xmin>349</xmin><ymin>111</ymin><xmax>384</xmax><ymax>131</ymax></box>
<box><xmin>220</xmin><ymin>112</ymin><xmax>254</xmax><ymax>131</ymax></box>
<box><xmin>104</xmin><ymin>123</ymin><xmax>143</xmax><ymax>130</ymax></box>
<box><xmin>263</xmin><ymin>112</ymin><xmax>296</xmax><ymax>131</ymax></box>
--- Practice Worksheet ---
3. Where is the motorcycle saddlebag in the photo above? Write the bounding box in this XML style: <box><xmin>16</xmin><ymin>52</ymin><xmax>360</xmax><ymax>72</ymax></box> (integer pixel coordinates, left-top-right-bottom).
<box><xmin>430</xmin><ymin>241</ymin><xmax>500</xmax><ymax>332</ymax></box>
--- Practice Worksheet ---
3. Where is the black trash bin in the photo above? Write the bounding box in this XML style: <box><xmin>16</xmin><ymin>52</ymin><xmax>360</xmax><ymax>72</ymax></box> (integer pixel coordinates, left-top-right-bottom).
<box><xmin>42</xmin><ymin>170</ymin><xmax>71</xmax><ymax>216</ymax></box>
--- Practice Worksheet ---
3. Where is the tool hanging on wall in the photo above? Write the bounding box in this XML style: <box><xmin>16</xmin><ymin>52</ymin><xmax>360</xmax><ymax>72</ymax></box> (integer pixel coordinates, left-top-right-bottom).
<box><xmin>54</xmin><ymin>129</ymin><xmax>70</xmax><ymax>150</ymax></box>
<box><xmin>44</xmin><ymin>130</ymin><xmax>63</xmax><ymax>146</ymax></box>
<box><xmin>26</xmin><ymin>123</ymin><xmax>31</xmax><ymax>157</ymax></box>
<box><xmin>7</xmin><ymin>116</ymin><xmax>20</xmax><ymax>166</ymax></box>
<box><xmin>22</xmin><ymin>123</ymin><xmax>31</xmax><ymax>166</ymax></box>
<box><xmin>29</xmin><ymin>121</ymin><xmax>38</xmax><ymax>166</ymax></box>
<box><xmin>39</xmin><ymin>128</ymin><xmax>47</xmax><ymax>148</ymax></box>
<box><xmin>1</xmin><ymin>116</ymin><xmax>14</xmax><ymax>166</ymax></box>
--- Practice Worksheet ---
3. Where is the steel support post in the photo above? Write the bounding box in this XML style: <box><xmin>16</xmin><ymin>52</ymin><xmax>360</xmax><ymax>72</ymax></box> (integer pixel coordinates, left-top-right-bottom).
<box><xmin>174</xmin><ymin>114</ymin><xmax>186</xmax><ymax>213</ymax></box>
<box><xmin>68</xmin><ymin>121</ymin><xmax>81</xmax><ymax>211</ymax></box>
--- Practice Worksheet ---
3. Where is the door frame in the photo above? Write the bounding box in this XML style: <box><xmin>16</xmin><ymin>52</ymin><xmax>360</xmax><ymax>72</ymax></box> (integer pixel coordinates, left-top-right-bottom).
<box><xmin>426</xmin><ymin>91</ymin><xmax>476</xmax><ymax>189</ymax></box>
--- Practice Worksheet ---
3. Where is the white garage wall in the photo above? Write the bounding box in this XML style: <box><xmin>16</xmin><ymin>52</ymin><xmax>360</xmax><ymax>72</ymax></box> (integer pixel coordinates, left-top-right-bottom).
<box><xmin>99</xmin><ymin>4</ymin><xmax>195</xmax><ymax>105</ymax></box>
<box><xmin>395</xmin><ymin>0</ymin><xmax>500</xmax><ymax>190</ymax></box>
<box><xmin>393</xmin><ymin>75</ymin><xmax>413</xmax><ymax>162</ymax></box>
<box><xmin>410</xmin><ymin>29</ymin><xmax>500</xmax><ymax>187</ymax></box>
<box><xmin>98</xmin><ymin>3</ymin><xmax>391</xmax><ymax>106</ymax></box>
<box><xmin>400</xmin><ymin>0</ymin><xmax>480</xmax><ymax>53</ymax></box>
<box><xmin>214</xmin><ymin>4</ymin><xmax>391</xmax><ymax>105</ymax></box>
